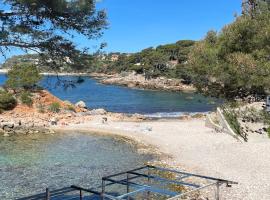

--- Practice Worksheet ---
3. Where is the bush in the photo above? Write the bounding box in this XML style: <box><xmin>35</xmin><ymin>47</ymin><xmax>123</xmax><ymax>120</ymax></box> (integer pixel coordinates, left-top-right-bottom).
<box><xmin>221</xmin><ymin>106</ymin><xmax>247</xmax><ymax>141</ymax></box>
<box><xmin>20</xmin><ymin>91</ymin><xmax>33</xmax><ymax>106</ymax></box>
<box><xmin>260</xmin><ymin>110</ymin><xmax>270</xmax><ymax>125</ymax></box>
<box><xmin>267</xmin><ymin>127</ymin><xmax>270</xmax><ymax>138</ymax></box>
<box><xmin>5</xmin><ymin>64</ymin><xmax>42</xmax><ymax>90</ymax></box>
<box><xmin>37</xmin><ymin>103</ymin><xmax>45</xmax><ymax>113</ymax></box>
<box><xmin>0</xmin><ymin>90</ymin><xmax>17</xmax><ymax>110</ymax></box>
<box><xmin>48</xmin><ymin>102</ymin><xmax>61</xmax><ymax>113</ymax></box>
<box><xmin>65</xmin><ymin>104</ymin><xmax>76</xmax><ymax>112</ymax></box>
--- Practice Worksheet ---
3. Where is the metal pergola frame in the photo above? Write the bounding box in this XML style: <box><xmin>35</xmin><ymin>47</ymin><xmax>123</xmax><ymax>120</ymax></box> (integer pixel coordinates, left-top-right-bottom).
<box><xmin>17</xmin><ymin>165</ymin><xmax>238</xmax><ymax>200</ymax></box>
<box><xmin>98</xmin><ymin>165</ymin><xmax>237</xmax><ymax>200</ymax></box>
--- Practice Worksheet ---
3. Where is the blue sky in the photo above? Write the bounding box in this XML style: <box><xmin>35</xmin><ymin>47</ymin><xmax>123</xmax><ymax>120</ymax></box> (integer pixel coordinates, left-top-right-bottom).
<box><xmin>0</xmin><ymin>0</ymin><xmax>242</xmax><ymax>63</ymax></box>
<box><xmin>97</xmin><ymin>0</ymin><xmax>242</xmax><ymax>53</ymax></box>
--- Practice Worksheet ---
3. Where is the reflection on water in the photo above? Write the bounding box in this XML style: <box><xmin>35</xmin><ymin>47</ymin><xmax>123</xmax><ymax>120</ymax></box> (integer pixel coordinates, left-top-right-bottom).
<box><xmin>0</xmin><ymin>132</ymin><xmax>153</xmax><ymax>199</ymax></box>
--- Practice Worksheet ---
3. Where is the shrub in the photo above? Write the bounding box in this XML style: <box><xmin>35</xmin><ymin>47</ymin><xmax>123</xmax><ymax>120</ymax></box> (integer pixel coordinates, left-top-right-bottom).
<box><xmin>221</xmin><ymin>106</ymin><xmax>247</xmax><ymax>141</ymax></box>
<box><xmin>65</xmin><ymin>104</ymin><xmax>76</xmax><ymax>112</ymax></box>
<box><xmin>37</xmin><ymin>103</ymin><xmax>45</xmax><ymax>113</ymax></box>
<box><xmin>0</xmin><ymin>90</ymin><xmax>17</xmax><ymax>110</ymax></box>
<box><xmin>48</xmin><ymin>102</ymin><xmax>61</xmax><ymax>113</ymax></box>
<box><xmin>20</xmin><ymin>91</ymin><xmax>33</xmax><ymax>106</ymax></box>
<box><xmin>260</xmin><ymin>110</ymin><xmax>270</xmax><ymax>125</ymax></box>
<box><xmin>5</xmin><ymin>64</ymin><xmax>42</xmax><ymax>90</ymax></box>
<box><xmin>267</xmin><ymin>127</ymin><xmax>270</xmax><ymax>138</ymax></box>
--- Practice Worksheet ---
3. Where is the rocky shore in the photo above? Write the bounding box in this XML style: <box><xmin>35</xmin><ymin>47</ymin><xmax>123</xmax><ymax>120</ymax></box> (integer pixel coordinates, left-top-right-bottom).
<box><xmin>0</xmin><ymin>90</ymin><xmax>152</xmax><ymax>137</ymax></box>
<box><xmin>1</xmin><ymin>89</ymin><xmax>269</xmax><ymax>199</ymax></box>
<box><xmin>91</xmin><ymin>72</ymin><xmax>196</xmax><ymax>92</ymax></box>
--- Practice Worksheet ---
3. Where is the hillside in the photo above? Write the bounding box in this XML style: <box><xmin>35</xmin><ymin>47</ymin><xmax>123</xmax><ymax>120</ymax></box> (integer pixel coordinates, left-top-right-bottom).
<box><xmin>1</xmin><ymin>40</ymin><xmax>196</xmax><ymax>82</ymax></box>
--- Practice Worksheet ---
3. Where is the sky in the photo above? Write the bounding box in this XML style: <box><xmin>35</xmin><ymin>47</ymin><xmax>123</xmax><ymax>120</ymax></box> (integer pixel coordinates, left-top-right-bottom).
<box><xmin>96</xmin><ymin>0</ymin><xmax>242</xmax><ymax>53</ymax></box>
<box><xmin>0</xmin><ymin>0</ymin><xmax>242</xmax><ymax>63</ymax></box>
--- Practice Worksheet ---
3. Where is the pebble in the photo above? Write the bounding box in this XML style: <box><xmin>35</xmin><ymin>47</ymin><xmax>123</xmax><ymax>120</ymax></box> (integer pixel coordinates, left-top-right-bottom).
<box><xmin>3</xmin><ymin>132</ymin><xmax>10</xmax><ymax>137</ymax></box>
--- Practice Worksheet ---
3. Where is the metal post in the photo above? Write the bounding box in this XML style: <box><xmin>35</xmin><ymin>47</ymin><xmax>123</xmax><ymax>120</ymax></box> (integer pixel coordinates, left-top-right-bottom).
<box><xmin>215</xmin><ymin>182</ymin><xmax>220</xmax><ymax>200</ymax></box>
<box><xmin>46</xmin><ymin>188</ymin><xmax>50</xmax><ymax>200</ymax></box>
<box><xmin>127</xmin><ymin>173</ymin><xmax>130</xmax><ymax>200</ymax></box>
<box><xmin>101</xmin><ymin>179</ymin><xmax>105</xmax><ymax>200</ymax></box>
<box><xmin>80</xmin><ymin>189</ymin><xmax>83</xmax><ymax>200</ymax></box>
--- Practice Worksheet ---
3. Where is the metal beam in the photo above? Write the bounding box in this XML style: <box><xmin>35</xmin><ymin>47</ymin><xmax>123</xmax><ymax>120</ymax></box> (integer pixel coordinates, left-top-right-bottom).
<box><xmin>116</xmin><ymin>188</ymin><xmax>146</xmax><ymax>199</ymax></box>
<box><xmin>128</xmin><ymin>171</ymin><xmax>201</xmax><ymax>188</ymax></box>
<box><xmin>104</xmin><ymin>178</ymin><xmax>179</xmax><ymax>197</ymax></box>
<box><xmin>166</xmin><ymin>182</ymin><xmax>217</xmax><ymax>200</ymax></box>
<box><xmin>147</xmin><ymin>165</ymin><xmax>238</xmax><ymax>185</ymax></box>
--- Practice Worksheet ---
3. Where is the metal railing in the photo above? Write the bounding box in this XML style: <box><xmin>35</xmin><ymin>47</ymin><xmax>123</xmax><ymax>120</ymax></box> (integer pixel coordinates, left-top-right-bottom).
<box><xmin>17</xmin><ymin>165</ymin><xmax>238</xmax><ymax>200</ymax></box>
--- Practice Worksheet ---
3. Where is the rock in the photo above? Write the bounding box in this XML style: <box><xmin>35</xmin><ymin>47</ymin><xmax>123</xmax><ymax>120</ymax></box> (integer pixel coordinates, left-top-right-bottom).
<box><xmin>64</xmin><ymin>100</ymin><xmax>73</xmax><ymax>105</ymax></box>
<box><xmin>179</xmin><ymin>115</ymin><xmax>191</xmax><ymax>120</ymax></box>
<box><xmin>50</xmin><ymin>117</ymin><xmax>58</xmax><ymax>125</ymax></box>
<box><xmin>75</xmin><ymin>101</ymin><xmax>87</xmax><ymax>108</ymax></box>
<box><xmin>89</xmin><ymin>108</ymin><xmax>107</xmax><ymax>115</ymax></box>
<box><xmin>3</xmin><ymin>132</ymin><xmax>10</xmax><ymax>137</ymax></box>
<box><xmin>143</xmin><ymin>126</ymin><xmax>152</xmax><ymax>132</ymax></box>
<box><xmin>49</xmin><ymin>129</ymin><xmax>55</xmax><ymax>134</ymax></box>
<box><xmin>192</xmin><ymin>113</ymin><xmax>205</xmax><ymax>118</ymax></box>
<box><xmin>1</xmin><ymin>122</ymin><xmax>14</xmax><ymax>129</ymax></box>
<box><xmin>132</xmin><ymin>113</ymin><xmax>146</xmax><ymax>120</ymax></box>
<box><xmin>102</xmin><ymin>117</ymin><xmax>108</xmax><ymax>124</ymax></box>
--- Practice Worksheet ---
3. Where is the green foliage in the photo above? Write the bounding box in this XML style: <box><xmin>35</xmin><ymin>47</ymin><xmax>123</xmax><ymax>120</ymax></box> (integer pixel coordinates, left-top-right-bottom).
<box><xmin>6</xmin><ymin>64</ymin><xmax>42</xmax><ymax>90</ymax></box>
<box><xmin>20</xmin><ymin>91</ymin><xmax>33</xmax><ymax>107</ymax></box>
<box><xmin>188</xmin><ymin>1</ymin><xmax>270</xmax><ymax>100</ymax></box>
<box><xmin>260</xmin><ymin>110</ymin><xmax>270</xmax><ymax>125</ymax></box>
<box><xmin>267</xmin><ymin>127</ymin><xmax>270</xmax><ymax>138</ymax></box>
<box><xmin>48</xmin><ymin>102</ymin><xmax>61</xmax><ymax>113</ymax></box>
<box><xmin>0</xmin><ymin>91</ymin><xmax>17</xmax><ymax>111</ymax></box>
<box><xmin>221</xmin><ymin>106</ymin><xmax>247</xmax><ymax>141</ymax></box>
<box><xmin>37</xmin><ymin>103</ymin><xmax>45</xmax><ymax>113</ymax></box>
<box><xmin>0</xmin><ymin>0</ymin><xmax>107</xmax><ymax>71</ymax></box>
<box><xmin>65</xmin><ymin>104</ymin><xmax>76</xmax><ymax>112</ymax></box>
<box><xmin>104</xmin><ymin>40</ymin><xmax>195</xmax><ymax>79</ymax></box>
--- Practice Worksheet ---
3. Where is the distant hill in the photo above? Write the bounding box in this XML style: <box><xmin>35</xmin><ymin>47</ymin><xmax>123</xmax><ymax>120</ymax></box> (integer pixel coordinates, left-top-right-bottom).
<box><xmin>2</xmin><ymin>40</ymin><xmax>196</xmax><ymax>80</ymax></box>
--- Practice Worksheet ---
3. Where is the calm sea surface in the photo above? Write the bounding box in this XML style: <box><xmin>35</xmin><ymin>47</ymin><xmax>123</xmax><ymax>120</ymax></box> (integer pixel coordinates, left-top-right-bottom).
<box><xmin>0</xmin><ymin>74</ymin><xmax>219</xmax><ymax>117</ymax></box>
<box><xmin>0</xmin><ymin>133</ymin><xmax>154</xmax><ymax>199</ymax></box>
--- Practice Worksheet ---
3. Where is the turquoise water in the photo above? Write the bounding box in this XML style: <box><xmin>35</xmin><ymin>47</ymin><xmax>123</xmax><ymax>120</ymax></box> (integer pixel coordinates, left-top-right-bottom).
<box><xmin>0</xmin><ymin>74</ymin><xmax>219</xmax><ymax>116</ymax></box>
<box><xmin>0</xmin><ymin>133</ymin><xmax>154</xmax><ymax>199</ymax></box>
<box><xmin>0</xmin><ymin>74</ymin><xmax>218</xmax><ymax>199</ymax></box>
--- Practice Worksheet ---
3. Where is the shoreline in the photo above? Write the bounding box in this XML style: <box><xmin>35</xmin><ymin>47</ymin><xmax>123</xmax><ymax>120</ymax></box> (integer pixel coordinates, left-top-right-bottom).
<box><xmin>90</xmin><ymin>72</ymin><xmax>196</xmax><ymax>92</ymax></box>
<box><xmin>0</xmin><ymin>69</ymin><xmax>196</xmax><ymax>92</ymax></box>
<box><xmin>51</xmin><ymin>118</ymin><xmax>270</xmax><ymax>200</ymax></box>
<box><xmin>0</xmin><ymin>68</ymin><xmax>89</xmax><ymax>76</ymax></box>
<box><xmin>0</xmin><ymin>76</ymin><xmax>269</xmax><ymax>199</ymax></box>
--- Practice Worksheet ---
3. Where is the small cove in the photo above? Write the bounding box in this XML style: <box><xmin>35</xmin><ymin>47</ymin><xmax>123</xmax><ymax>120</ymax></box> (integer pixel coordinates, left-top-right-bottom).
<box><xmin>0</xmin><ymin>132</ymin><xmax>155</xmax><ymax>199</ymax></box>
<box><xmin>0</xmin><ymin>74</ymin><xmax>220</xmax><ymax>116</ymax></box>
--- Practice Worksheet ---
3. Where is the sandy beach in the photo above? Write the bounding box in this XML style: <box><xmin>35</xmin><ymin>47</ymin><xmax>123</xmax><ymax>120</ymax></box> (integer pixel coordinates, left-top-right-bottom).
<box><xmin>53</xmin><ymin>117</ymin><xmax>270</xmax><ymax>200</ymax></box>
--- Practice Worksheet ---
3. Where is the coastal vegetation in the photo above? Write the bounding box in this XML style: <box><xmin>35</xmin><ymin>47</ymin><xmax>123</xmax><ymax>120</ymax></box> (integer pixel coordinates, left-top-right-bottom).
<box><xmin>20</xmin><ymin>91</ymin><xmax>33</xmax><ymax>107</ymax></box>
<box><xmin>100</xmin><ymin>40</ymin><xmax>195</xmax><ymax>80</ymax></box>
<box><xmin>0</xmin><ymin>0</ymin><xmax>269</xmax><ymax>140</ymax></box>
<box><xmin>187</xmin><ymin>0</ymin><xmax>270</xmax><ymax>100</ymax></box>
<box><xmin>0</xmin><ymin>0</ymin><xmax>107</xmax><ymax>71</ymax></box>
<box><xmin>48</xmin><ymin>102</ymin><xmax>61</xmax><ymax>113</ymax></box>
<box><xmin>6</xmin><ymin>64</ymin><xmax>42</xmax><ymax>91</ymax></box>
<box><xmin>0</xmin><ymin>90</ymin><xmax>17</xmax><ymax>112</ymax></box>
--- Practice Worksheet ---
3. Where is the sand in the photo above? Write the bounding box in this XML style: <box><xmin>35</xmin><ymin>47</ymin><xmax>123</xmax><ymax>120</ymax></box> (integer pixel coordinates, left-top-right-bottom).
<box><xmin>53</xmin><ymin>117</ymin><xmax>270</xmax><ymax>200</ymax></box>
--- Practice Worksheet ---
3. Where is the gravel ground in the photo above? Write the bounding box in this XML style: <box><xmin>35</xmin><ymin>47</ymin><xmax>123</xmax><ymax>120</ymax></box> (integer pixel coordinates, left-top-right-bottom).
<box><xmin>54</xmin><ymin>118</ymin><xmax>270</xmax><ymax>200</ymax></box>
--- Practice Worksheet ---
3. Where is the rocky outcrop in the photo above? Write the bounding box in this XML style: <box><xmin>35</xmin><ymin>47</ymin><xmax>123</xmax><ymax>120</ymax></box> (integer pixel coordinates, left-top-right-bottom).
<box><xmin>88</xmin><ymin>108</ymin><xmax>107</xmax><ymax>115</ymax></box>
<box><xmin>75</xmin><ymin>100</ymin><xmax>87</xmax><ymax>108</ymax></box>
<box><xmin>93</xmin><ymin>72</ymin><xmax>196</xmax><ymax>92</ymax></box>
